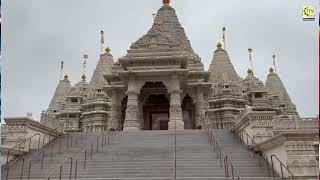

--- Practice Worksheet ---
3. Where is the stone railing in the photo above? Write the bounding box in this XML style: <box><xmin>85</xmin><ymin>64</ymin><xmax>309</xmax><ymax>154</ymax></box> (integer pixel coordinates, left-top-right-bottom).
<box><xmin>40</xmin><ymin>112</ymin><xmax>64</xmax><ymax>132</ymax></box>
<box><xmin>2</xmin><ymin>117</ymin><xmax>64</xmax><ymax>165</ymax></box>
<box><xmin>273</xmin><ymin>117</ymin><xmax>317</xmax><ymax>130</ymax></box>
<box><xmin>253</xmin><ymin>131</ymin><xmax>318</xmax><ymax>179</ymax></box>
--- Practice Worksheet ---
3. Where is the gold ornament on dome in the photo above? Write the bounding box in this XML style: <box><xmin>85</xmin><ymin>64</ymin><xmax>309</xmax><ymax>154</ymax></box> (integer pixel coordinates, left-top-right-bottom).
<box><xmin>105</xmin><ymin>47</ymin><xmax>111</xmax><ymax>53</ymax></box>
<box><xmin>163</xmin><ymin>0</ymin><xmax>170</xmax><ymax>5</ymax></box>
<box><xmin>217</xmin><ymin>42</ymin><xmax>222</xmax><ymax>49</ymax></box>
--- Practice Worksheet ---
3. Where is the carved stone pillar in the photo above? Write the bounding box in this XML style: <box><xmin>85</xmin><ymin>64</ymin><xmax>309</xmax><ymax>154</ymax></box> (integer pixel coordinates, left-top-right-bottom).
<box><xmin>168</xmin><ymin>78</ymin><xmax>184</xmax><ymax>130</ymax></box>
<box><xmin>196</xmin><ymin>88</ymin><xmax>206</xmax><ymax>128</ymax></box>
<box><xmin>123</xmin><ymin>79</ymin><xmax>140</xmax><ymax>131</ymax></box>
<box><xmin>108</xmin><ymin>90</ymin><xmax>121</xmax><ymax>130</ymax></box>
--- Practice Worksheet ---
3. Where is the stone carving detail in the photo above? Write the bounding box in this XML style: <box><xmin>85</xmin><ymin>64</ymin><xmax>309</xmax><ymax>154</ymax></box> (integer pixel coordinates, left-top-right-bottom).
<box><xmin>6</xmin><ymin>125</ymin><xmax>27</xmax><ymax>133</ymax></box>
<box><xmin>251</xmin><ymin>120</ymin><xmax>273</xmax><ymax>127</ymax></box>
<box><xmin>123</xmin><ymin>80</ymin><xmax>141</xmax><ymax>131</ymax></box>
<box><xmin>126</xmin><ymin>105</ymin><xmax>138</xmax><ymax>119</ymax></box>
<box><xmin>130</xmin><ymin>29</ymin><xmax>179</xmax><ymax>50</ymax></box>
<box><xmin>273</xmin><ymin>117</ymin><xmax>318</xmax><ymax>130</ymax></box>
<box><xmin>285</xmin><ymin>141</ymin><xmax>318</xmax><ymax>177</ymax></box>
<box><xmin>168</xmin><ymin>79</ymin><xmax>184</xmax><ymax>130</ymax></box>
<box><xmin>108</xmin><ymin>90</ymin><xmax>121</xmax><ymax>130</ymax></box>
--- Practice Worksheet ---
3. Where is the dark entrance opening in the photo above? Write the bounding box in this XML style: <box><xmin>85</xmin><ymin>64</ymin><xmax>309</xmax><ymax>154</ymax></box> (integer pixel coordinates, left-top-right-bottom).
<box><xmin>182</xmin><ymin>95</ymin><xmax>196</xmax><ymax>129</ymax></box>
<box><xmin>143</xmin><ymin>94</ymin><xmax>169</xmax><ymax>130</ymax></box>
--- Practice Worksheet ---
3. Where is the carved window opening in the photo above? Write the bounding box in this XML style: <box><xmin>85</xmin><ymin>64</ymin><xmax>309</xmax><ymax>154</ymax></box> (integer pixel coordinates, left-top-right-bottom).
<box><xmin>255</xmin><ymin>93</ymin><xmax>263</xmax><ymax>98</ymax></box>
<box><xmin>70</xmin><ymin>98</ymin><xmax>78</xmax><ymax>103</ymax></box>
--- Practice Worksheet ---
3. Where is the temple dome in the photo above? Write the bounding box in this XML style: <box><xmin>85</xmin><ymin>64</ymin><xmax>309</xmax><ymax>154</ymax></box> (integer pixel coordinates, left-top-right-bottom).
<box><xmin>208</xmin><ymin>43</ymin><xmax>241</xmax><ymax>83</ymax></box>
<box><xmin>89</xmin><ymin>51</ymin><xmax>114</xmax><ymax>89</ymax></box>
<box><xmin>47</xmin><ymin>77</ymin><xmax>72</xmax><ymax>113</ymax></box>
<box><xmin>265</xmin><ymin>70</ymin><xmax>292</xmax><ymax>102</ymax></box>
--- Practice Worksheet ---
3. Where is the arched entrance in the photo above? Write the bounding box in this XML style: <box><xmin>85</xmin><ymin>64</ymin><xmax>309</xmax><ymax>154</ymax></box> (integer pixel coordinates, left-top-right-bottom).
<box><xmin>182</xmin><ymin>95</ymin><xmax>196</xmax><ymax>129</ymax></box>
<box><xmin>141</xmin><ymin>82</ymin><xmax>169</xmax><ymax>130</ymax></box>
<box><xmin>143</xmin><ymin>94</ymin><xmax>169</xmax><ymax>130</ymax></box>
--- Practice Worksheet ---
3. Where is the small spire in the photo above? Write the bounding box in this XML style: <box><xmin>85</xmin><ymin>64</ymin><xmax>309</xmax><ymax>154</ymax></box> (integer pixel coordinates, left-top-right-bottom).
<box><xmin>222</xmin><ymin>27</ymin><xmax>226</xmax><ymax>50</ymax></box>
<box><xmin>163</xmin><ymin>0</ymin><xmax>170</xmax><ymax>6</ymax></box>
<box><xmin>248</xmin><ymin>48</ymin><xmax>254</xmax><ymax>74</ymax></box>
<box><xmin>272</xmin><ymin>54</ymin><xmax>277</xmax><ymax>73</ymax></box>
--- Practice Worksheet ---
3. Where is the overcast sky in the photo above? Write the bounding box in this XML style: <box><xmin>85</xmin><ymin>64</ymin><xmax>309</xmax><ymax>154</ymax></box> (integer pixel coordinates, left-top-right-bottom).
<box><xmin>2</xmin><ymin>0</ymin><xmax>318</xmax><ymax>121</ymax></box>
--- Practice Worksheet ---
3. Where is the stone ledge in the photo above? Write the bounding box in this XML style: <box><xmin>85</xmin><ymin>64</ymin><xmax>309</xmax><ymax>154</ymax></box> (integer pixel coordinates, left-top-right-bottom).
<box><xmin>253</xmin><ymin>130</ymin><xmax>318</xmax><ymax>151</ymax></box>
<box><xmin>4</xmin><ymin>117</ymin><xmax>63</xmax><ymax>137</ymax></box>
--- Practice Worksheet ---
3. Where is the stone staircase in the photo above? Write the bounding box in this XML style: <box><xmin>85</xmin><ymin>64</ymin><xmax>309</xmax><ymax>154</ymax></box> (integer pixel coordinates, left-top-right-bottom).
<box><xmin>214</xmin><ymin>129</ymin><xmax>273</xmax><ymax>178</ymax></box>
<box><xmin>2</xmin><ymin>130</ymin><xmax>277</xmax><ymax>180</ymax></box>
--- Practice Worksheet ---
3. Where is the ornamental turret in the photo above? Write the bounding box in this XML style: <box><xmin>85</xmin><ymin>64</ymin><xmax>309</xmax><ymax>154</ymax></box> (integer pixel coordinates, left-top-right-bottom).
<box><xmin>265</xmin><ymin>68</ymin><xmax>298</xmax><ymax>115</ymax></box>
<box><xmin>207</xmin><ymin>43</ymin><xmax>247</xmax><ymax>129</ymax></box>
<box><xmin>46</xmin><ymin>74</ymin><xmax>72</xmax><ymax>114</ymax></box>
<box><xmin>81</xmin><ymin>47</ymin><xmax>113</xmax><ymax>132</ymax></box>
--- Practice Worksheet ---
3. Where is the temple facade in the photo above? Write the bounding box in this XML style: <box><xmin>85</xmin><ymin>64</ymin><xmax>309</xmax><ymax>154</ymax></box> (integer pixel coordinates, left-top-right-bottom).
<box><xmin>2</xmin><ymin>1</ymin><xmax>318</xmax><ymax>178</ymax></box>
<box><xmin>40</xmin><ymin>0</ymin><xmax>303</xmax><ymax>133</ymax></box>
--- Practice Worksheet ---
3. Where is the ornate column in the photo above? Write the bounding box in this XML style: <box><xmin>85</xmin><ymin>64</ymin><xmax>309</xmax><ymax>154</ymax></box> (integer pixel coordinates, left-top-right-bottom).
<box><xmin>168</xmin><ymin>78</ymin><xmax>184</xmax><ymax>130</ymax></box>
<box><xmin>123</xmin><ymin>79</ymin><xmax>140</xmax><ymax>131</ymax></box>
<box><xmin>195</xmin><ymin>87</ymin><xmax>206</xmax><ymax>128</ymax></box>
<box><xmin>108</xmin><ymin>90</ymin><xmax>121</xmax><ymax>130</ymax></box>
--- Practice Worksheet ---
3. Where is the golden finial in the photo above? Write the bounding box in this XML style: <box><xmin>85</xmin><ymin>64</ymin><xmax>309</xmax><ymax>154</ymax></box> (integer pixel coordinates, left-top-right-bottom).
<box><xmin>64</xmin><ymin>74</ymin><xmax>68</xmax><ymax>80</ymax></box>
<box><xmin>217</xmin><ymin>42</ymin><xmax>222</xmax><ymax>49</ymax></box>
<box><xmin>269</xmin><ymin>67</ymin><xmax>274</xmax><ymax>73</ymax></box>
<box><xmin>81</xmin><ymin>74</ymin><xmax>86</xmax><ymax>81</ymax></box>
<box><xmin>247</xmin><ymin>68</ymin><xmax>253</xmax><ymax>75</ymax></box>
<box><xmin>163</xmin><ymin>0</ymin><xmax>170</xmax><ymax>6</ymax></box>
<box><xmin>105</xmin><ymin>47</ymin><xmax>111</xmax><ymax>53</ymax></box>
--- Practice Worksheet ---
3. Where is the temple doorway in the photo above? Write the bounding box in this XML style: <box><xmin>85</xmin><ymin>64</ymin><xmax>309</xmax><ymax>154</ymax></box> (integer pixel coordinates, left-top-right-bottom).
<box><xmin>141</xmin><ymin>82</ymin><xmax>169</xmax><ymax>130</ymax></box>
<box><xmin>143</xmin><ymin>94</ymin><xmax>169</xmax><ymax>130</ymax></box>
<box><xmin>182</xmin><ymin>95</ymin><xmax>196</xmax><ymax>129</ymax></box>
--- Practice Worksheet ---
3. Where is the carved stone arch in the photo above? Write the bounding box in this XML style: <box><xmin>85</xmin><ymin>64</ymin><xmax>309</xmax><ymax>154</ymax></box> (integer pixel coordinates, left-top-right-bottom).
<box><xmin>181</xmin><ymin>94</ymin><xmax>196</xmax><ymax>129</ymax></box>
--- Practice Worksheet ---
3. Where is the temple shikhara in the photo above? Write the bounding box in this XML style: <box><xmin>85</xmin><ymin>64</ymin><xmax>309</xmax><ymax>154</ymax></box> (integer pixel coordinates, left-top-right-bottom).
<box><xmin>2</xmin><ymin>1</ymin><xmax>318</xmax><ymax>179</ymax></box>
